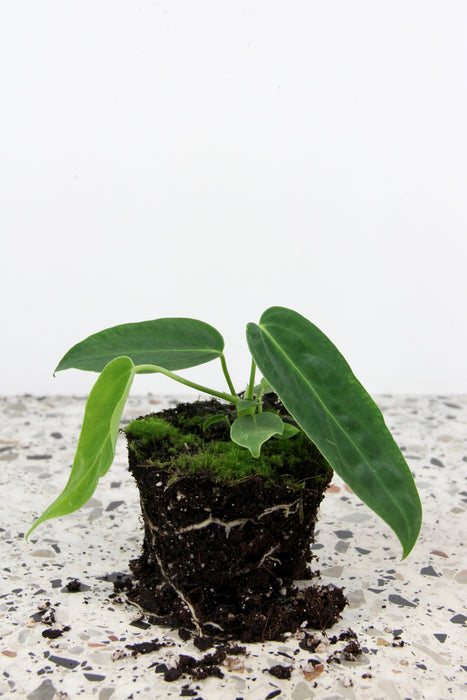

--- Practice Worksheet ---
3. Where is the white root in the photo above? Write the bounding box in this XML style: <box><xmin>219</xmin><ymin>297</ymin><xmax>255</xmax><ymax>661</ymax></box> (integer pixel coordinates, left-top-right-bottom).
<box><xmin>175</xmin><ymin>500</ymin><xmax>302</xmax><ymax>537</ymax></box>
<box><xmin>257</xmin><ymin>499</ymin><xmax>301</xmax><ymax>519</ymax></box>
<box><xmin>176</xmin><ymin>516</ymin><xmax>249</xmax><ymax>537</ymax></box>
<box><xmin>203</xmin><ymin>621</ymin><xmax>225</xmax><ymax>632</ymax></box>
<box><xmin>257</xmin><ymin>545</ymin><xmax>280</xmax><ymax>569</ymax></box>
<box><xmin>140</xmin><ymin>503</ymin><xmax>203</xmax><ymax>636</ymax></box>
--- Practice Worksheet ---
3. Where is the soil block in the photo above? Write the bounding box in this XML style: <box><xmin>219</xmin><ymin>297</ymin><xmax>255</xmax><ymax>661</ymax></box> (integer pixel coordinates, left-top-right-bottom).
<box><xmin>126</xmin><ymin>397</ymin><xmax>347</xmax><ymax>642</ymax></box>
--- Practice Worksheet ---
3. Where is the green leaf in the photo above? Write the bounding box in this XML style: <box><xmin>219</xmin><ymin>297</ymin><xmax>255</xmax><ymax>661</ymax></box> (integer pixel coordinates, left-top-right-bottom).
<box><xmin>27</xmin><ymin>357</ymin><xmax>135</xmax><ymax>538</ymax></box>
<box><xmin>236</xmin><ymin>398</ymin><xmax>259</xmax><ymax>416</ymax></box>
<box><xmin>202</xmin><ymin>414</ymin><xmax>230</xmax><ymax>430</ymax></box>
<box><xmin>55</xmin><ymin>318</ymin><xmax>224</xmax><ymax>373</ymax></box>
<box><xmin>252</xmin><ymin>377</ymin><xmax>274</xmax><ymax>396</ymax></box>
<box><xmin>261</xmin><ymin>377</ymin><xmax>274</xmax><ymax>393</ymax></box>
<box><xmin>231</xmin><ymin>412</ymin><xmax>284</xmax><ymax>457</ymax></box>
<box><xmin>246</xmin><ymin>307</ymin><xmax>422</xmax><ymax>558</ymax></box>
<box><xmin>273</xmin><ymin>422</ymin><xmax>300</xmax><ymax>439</ymax></box>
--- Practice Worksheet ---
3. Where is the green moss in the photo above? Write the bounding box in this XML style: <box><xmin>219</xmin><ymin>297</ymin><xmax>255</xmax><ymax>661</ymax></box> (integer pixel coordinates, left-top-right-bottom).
<box><xmin>124</xmin><ymin>416</ymin><xmax>200</xmax><ymax>460</ymax></box>
<box><xmin>125</xmin><ymin>415</ymin><xmax>180</xmax><ymax>443</ymax></box>
<box><xmin>171</xmin><ymin>441</ymin><xmax>276</xmax><ymax>483</ymax></box>
<box><xmin>125</xmin><ymin>412</ymin><xmax>332</xmax><ymax>488</ymax></box>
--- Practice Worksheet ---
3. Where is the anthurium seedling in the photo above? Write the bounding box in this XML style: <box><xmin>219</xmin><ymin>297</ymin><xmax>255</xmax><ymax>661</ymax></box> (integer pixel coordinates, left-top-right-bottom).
<box><xmin>27</xmin><ymin>306</ymin><xmax>422</xmax><ymax>558</ymax></box>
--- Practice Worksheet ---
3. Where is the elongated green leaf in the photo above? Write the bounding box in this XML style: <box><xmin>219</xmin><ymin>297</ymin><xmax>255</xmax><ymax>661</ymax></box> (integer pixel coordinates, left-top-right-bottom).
<box><xmin>27</xmin><ymin>357</ymin><xmax>135</xmax><ymax>538</ymax></box>
<box><xmin>55</xmin><ymin>318</ymin><xmax>224</xmax><ymax>373</ymax></box>
<box><xmin>231</xmin><ymin>412</ymin><xmax>284</xmax><ymax>457</ymax></box>
<box><xmin>246</xmin><ymin>307</ymin><xmax>422</xmax><ymax>558</ymax></box>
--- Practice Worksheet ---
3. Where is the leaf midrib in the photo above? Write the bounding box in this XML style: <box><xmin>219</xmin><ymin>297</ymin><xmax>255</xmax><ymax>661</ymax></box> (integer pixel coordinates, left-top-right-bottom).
<box><xmin>70</xmin><ymin>347</ymin><xmax>220</xmax><ymax>357</ymax></box>
<box><xmin>61</xmin><ymin>364</ymin><xmax>133</xmax><ymax>500</ymax></box>
<box><xmin>258</xmin><ymin>321</ymin><xmax>411</xmax><ymax>535</ymax></box>
<box><xmin>58</xmin><ymin>346</ymin><xmax>221</xmax><ymax>370</ymax></box>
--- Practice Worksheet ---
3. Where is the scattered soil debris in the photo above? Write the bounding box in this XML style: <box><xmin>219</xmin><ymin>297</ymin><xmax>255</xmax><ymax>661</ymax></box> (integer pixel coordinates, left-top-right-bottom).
<box><xmin>66</xmin><ymin>579</ymin><xmax>82</xmax><ymax>592</ymax></box>
<box><xmin>327</xmin><ymin>637</ymin><xmax>363</xmax><ymax>663</ymax></box>
<box><xmin>267</xmin><ymin>664</ymin><xmax>293</xmax><ymax>679</ymax></box>
<box><xmin>29</xmin><ymin>601</ymin><xmax>55</xmax><ymax>625</ymax></box>
<box><xmin>164</xmin><ymin>652</ymin><xmax>223</xmax><ymax>682</ymax></box>
<box><xmin>163</xmin><ymin>643</ymin><xmax>247</xmax><ymax>682</ymax></box>
<box><xmin>42</xmin><ymin>626</ymin><xmax>70</xmax><ymax>639</ymax></box>
<box><xmin>125</xmin><ymin>638</ymin><xmax>172</xmax><ymax>656</ymax></box>
<box><xmin>298</xmin><ymin>631</ymin><xmax>321</xmax><ymax>652</ymax></box>
<box><xmin>40</xmin><ymin>604</ymin><xmax>56</xmax><ymax>626</ymax></box>
<box><xmin>342</xmin><ymin>640</ymin><xmax>363</xmax><ymax>660</ymax></box>
<box><xmin>329</xmin><ymin>628</ymin><xmax>358</xmax><ymax>644</ymax></box>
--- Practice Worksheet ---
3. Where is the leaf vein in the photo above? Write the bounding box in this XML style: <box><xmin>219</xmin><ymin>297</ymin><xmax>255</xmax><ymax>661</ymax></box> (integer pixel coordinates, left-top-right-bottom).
<box><xmin>258</xmin><ymin>322</ymin><xmax>412</xmax><ymax>533</ymax></box>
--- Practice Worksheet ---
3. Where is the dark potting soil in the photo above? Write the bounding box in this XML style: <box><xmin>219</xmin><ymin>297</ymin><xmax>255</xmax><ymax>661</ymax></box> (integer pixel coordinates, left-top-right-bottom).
<box><xmin>125</xmin><ymin>397</ymin><xmax>347</xmax><ymax>642</ymax></box>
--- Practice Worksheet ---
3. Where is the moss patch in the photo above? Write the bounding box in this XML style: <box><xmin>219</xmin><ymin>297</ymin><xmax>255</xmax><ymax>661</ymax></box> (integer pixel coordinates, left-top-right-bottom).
<box><xmin>125</xmin><ymin>399</ymin><xmax>332</xmax><ymax>489</ymax></box>
<box><xmin>125</xmin><ymin>416</ymin><xmax>200</xmax><ymax>460</ymax></box>
<box><xmin>169</xmin><ymin>440</ymin><xmax>277</xmax><ymax>483</ymax></box>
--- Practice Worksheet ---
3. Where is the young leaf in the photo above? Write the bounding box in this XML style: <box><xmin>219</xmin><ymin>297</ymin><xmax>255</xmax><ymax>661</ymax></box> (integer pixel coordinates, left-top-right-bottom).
<box><xmin>55</xmin><ymin>318</ymin><xmax>224</xmax><ymax>373</ymax></box>
<box><xmin>202</xmin><ymin>414</ymin><xmax>230</xmax><ymax>431</ymax></box>
<box><xmin>27</xmin><ymin>356</ymin><xmax>135</xmax><ymax>538</ymax></box>
<box><xmin>236</xmin><ymin>398</ymin><xmax>259</xmax><ymax>416</ymax></box>
<box><xmin>273</xmin><ymin>422</ymin><xmax>300</xmax><ymax>439</ymax></box>
<box><xmin>246</xmin><ymin>306</ymin><xmax>422</xmax><ymax>558</ymax></box>
<box><xmin>252</xmin><ymin>377</ymin><xmax>274</xmax><ymax>396</ymax></box>
<box><xmin>231</xmin><ymin>412</ymin><xmax>284</xmax><ymax>458</ymax></box>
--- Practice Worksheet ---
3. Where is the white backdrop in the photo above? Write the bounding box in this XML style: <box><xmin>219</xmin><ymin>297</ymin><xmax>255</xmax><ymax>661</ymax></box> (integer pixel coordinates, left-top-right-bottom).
<box><xmin>1</xmin><ymin>1</ymin><xmax>466</xmax><ymax>397</ymax></box>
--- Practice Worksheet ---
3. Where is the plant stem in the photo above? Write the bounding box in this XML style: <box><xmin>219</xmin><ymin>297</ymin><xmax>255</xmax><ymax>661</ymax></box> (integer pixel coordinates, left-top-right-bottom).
<box><xmin>245</xmin><ymin>359</ymin><xmax>256</xmax><ymax>400</ymax></box>
<box><xmin>220</xmin><ymin>354</ymin><xmax>237</xmax><ymax>396</ymax></box>
<box><xmin>134</xmin><ymin>364</ymin><xmax>239</xmax><ymax>405</ymax></box>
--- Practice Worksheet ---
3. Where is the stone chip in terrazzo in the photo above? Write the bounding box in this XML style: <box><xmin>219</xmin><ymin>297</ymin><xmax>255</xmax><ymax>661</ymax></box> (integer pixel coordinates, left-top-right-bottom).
<box><xmin>0</xmin><ymin>393</ymin><xmax>466</xmax><ymax>698</ymax></box>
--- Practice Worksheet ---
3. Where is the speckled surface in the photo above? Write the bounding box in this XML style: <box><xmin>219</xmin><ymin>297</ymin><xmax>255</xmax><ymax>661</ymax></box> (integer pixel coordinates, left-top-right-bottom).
<box><xmin>0</xmin><ymin>394</ymin><xmax>466</xmax><ymax>699</ymax></box>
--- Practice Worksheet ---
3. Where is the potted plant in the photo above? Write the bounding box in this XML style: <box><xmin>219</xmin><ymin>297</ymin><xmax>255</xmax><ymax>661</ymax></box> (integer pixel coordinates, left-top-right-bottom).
<box><xmin>27</xmin><ymin>306</ymin><xmax>422</xmax><ymax>641</ymax></box>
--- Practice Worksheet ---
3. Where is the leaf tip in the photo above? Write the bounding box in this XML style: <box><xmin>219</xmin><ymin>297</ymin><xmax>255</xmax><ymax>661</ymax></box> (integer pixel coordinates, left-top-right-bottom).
<box><xmin>400</xmin><ymin>543</ymin><xmax>414</xmax><ymax>561</ymax></box>
<box><xmin>399</xmin><ymin>509</ymin><xmax>423</xmax><ymax>560</ymax></box>
<box><xmin>54</xmin><ymin>359</ymin><xmax>65</xmax><ymax>374</ymax></box>
<box><xmin>25</xmin><ymin>521</ymin><xmax>37</xmax><ymax>541</ymax></box>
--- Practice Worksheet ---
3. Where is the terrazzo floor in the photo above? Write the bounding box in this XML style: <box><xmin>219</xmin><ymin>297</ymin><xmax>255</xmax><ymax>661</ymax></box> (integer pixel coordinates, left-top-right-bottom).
<box><xmin>0</xmin><ymin>394</ymin><xmax>466</xmax><ymax>700</ymax></box>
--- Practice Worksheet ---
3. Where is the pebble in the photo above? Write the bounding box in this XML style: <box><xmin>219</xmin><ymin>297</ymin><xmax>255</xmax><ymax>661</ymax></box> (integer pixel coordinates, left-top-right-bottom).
<box><xmin>26</xmin><ymin>679</ymin><xmax>57</xmax><ymax>700</ymax></box>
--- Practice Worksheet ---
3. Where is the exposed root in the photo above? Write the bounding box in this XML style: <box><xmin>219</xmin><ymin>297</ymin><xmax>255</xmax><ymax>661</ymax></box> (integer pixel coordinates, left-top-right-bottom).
<box><xmin>140</xmin><ymin>503</ymin><xmax>203</xmax><ymax>635</ymax></box>
<box><xmin>176</xmin><ymin>516</ymin><xmax>250</xmax><ymax>537</ymax></box>
<box><xmin>258</xmin><ymin>500</ymin><xmax>301</xmax><ymax>519</ymax></box>
<box><xmin>258</xmin><ymin>545</ymin><xmax>280</xmax><ymax>569</ymax></box>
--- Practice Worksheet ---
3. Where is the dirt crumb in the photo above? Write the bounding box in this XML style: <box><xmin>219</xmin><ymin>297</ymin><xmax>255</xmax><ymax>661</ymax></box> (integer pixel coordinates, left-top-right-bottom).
<box><xmin>298</xmin><ymin>632</ymin><xmax>321</xmax><ymax>652</ymax></box>
<box><xmin>164</xmin><ymin>651</ymin><xmax>227</xmax><ymax>682</ymax></box>
<box><xmin>125</xmin><ymin>638</ymin><xmax>171</xmax><ymax>656</ymax></box>
<box><xmin>41</xmin><ymin>626</ymin><xmax>70</xmax><ymax>639</ymax></box>
<box><xmin>342</xmin><ymin>640</ymin><xmax>363</xmax><ymax>660</ymax></box>
<box><xmin>164</xmin><ymin>666</ymin><xmax>182</xmax><ymax>682</ymax></box>
<box><xmin>66</xmin><ymin>579</ymin><xmax>81</xmax><ymax>592</ymax></box>
<box><xmin>268</xmin><ymin>664</ymin><xmax>293</xmax><ymax>679</ymax></box>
